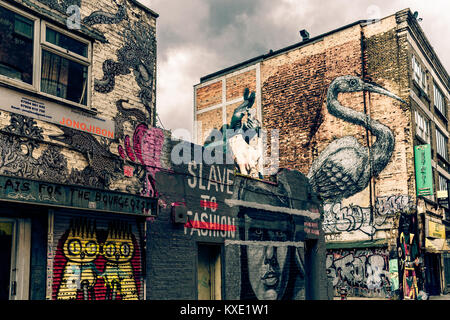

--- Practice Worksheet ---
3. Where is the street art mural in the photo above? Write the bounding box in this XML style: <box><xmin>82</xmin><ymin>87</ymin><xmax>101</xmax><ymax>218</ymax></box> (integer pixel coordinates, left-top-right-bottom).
<box><xmin>222</xmin><ymin>170</ymin><xmax>322</xmax><ymax>300</ymax></box>
<box><xmin>183</xmin><ymin>161</ymin><xmax>236</xmax><ymax>239</ymax></box>
<box><xmin>323</xmin><ymin>195</ymin><xmax>413</xmax><ymax>238</ymax></box>
<box><xmin>52</xmin><ymin>218</ymin><xmax>142</xmax><ymax>300</ymax></box>
<box><xmin>0</xmin><ymin>114</ymin><xmax>70</xmax><ymax>184</ymax></box>
<box><xmin>307</xmin><ymin>76</ymin><xmax>405</xmax><ymax>203</ymax></box>
<box><xmin>204</xmin><ymin>88</ymin><xmax>263</xmax><ymax>179</ymax></box>
<box><xmin>94</xmin><ymin>19</ymin><xmax>157</xmax><ymax>122</ymax></box>
<box><xmin>397</xmin><ymin>212</ymin><xmax>422</xmax><ymax>300</ymax></box>
<box><xmin>234</xmin><ymin>209</ymin><xmax>307</xmax><ymax>300</ymax></box>
<box><xmin>326</xmin><ymin>248</ymin><xmax>391</xmax><ymax>298</ymax></box>
<box><xmin>0</xmin><ymin>0</ymin><xmax>158</xmax><ymax>194</ymax></box>
<box><xmin>307</xmin><ymin>75</ymin><xmax>410</xmax><ymax>238</ymax></box>
<box><xmin>118</xmin><ymin>122</ymin><xmax>166</xmax><ymax>197</ymax></box>
<box><xmin>305</xmin><ymin>76</ymin><xmax>423</xmax><ymax>298</ymax></box>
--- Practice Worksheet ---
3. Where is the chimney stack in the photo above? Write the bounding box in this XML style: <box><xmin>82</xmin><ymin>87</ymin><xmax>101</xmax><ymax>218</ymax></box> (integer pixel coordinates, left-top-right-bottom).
<box><xmin>299</xmin><ymin>29</ymin><xmax>310</xmax><ymax>41</ymax></box>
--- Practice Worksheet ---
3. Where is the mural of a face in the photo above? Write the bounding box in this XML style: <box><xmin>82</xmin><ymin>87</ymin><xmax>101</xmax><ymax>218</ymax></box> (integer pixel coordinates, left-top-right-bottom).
<box><xmin>63</xmin><ymin>235</ymin><xmax>99</xmax><ymax>263</ymax></box>
<box><xmin>104</xmin><ymin>229</ymin><xmax>135</xmax><ymax>263</ymax></box>
<box><xmin>245</xmin><ymin>219</ymin><xmax>291</xmax><ymax>300</ymax></box>
<box><xmin>63</xmin><ymin>220</ymin><xmax>98</xmax><ymax>263</ymax></box>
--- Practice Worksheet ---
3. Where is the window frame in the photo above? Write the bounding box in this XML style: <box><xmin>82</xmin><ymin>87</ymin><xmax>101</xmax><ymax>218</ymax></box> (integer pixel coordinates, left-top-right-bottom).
<box><xmin>0</xmin><ymin>1</ymin><xmax>40</xmax><ymax>91</ymax></box>
<box><xmin>415</xmin><ymin>110</ymin><xmax>430</xmax><ymax>143</ymax></box>
<box><xmin>435</xmin><ymin>128</ymin><xmax>449</xmax><ymax>161</ymax></box>
<box><xmin>412</xmin><ymin>54</ymin><xmax>427</xmax><ymax>93</ymax></box>
<box><xmin>438</xmin><ymin>174</ymin><xmax>448</xmax><ymax>192</ymax></box>
<box><xmin>434</xmin><ymin>82</ymin><xmax>447</xmax><ymax>119</ymax></box>
<box><xmin>0</xmin><ymin>1</ymin><xmax>93</xmax><ymax>111</ymax></box>
<box><xmin>39</xmin><ymin>21</ymin><xmax>92</xmax><ymax>108</ymax></box>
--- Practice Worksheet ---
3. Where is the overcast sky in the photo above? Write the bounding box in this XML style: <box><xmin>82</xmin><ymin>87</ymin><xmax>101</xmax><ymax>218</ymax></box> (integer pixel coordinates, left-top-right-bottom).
<box><xmin>141</xmin><ymin>0</ymin><xmax>450</xmax><ymax>141</ymax></box>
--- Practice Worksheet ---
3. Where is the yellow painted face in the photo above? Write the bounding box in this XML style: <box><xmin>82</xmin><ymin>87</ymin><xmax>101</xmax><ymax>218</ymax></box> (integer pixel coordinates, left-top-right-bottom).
<box><xmin>103</xmin><ymin>238</ymin><xmax>134</xmax><ymax>263</ymax></box>
<box><xmin>63</xmin><ymin>235</ymin><xmax>99</xmax><ymax>263</ymax></box>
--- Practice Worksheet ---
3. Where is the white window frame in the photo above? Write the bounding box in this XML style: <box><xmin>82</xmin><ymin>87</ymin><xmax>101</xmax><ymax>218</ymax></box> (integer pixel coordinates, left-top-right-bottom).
<box><xmin>434</xmin><ymin>83</ymin><xmax>447</xmax><ymax>118</ymax></box>
<box><xmin>436</xmin><ymin>128</ymin><xmax>448</xmax><ymax>161</ymax></box>
<box><xmin>39</xmin><ymin>21</ymin><xmax>92</xmax><ymax>108</ymax></box>
<box><xmin>0</xmin><ymin>1</ymin><xmax>93</xmax><ymax>110</ymax></box>
<box><xmin>415</xmin><ymin>110</ymin><xmax>430</xmax><ymax>143</ymax></box>
<box><xmin>412</xmin><ymin>54</ymin><xmax>427</xmax><ymax>92</ymax></box>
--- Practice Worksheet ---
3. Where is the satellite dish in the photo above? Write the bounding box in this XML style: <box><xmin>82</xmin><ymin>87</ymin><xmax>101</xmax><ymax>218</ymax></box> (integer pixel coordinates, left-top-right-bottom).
<box><xmin>413</xmin><ymin>11</ymin><xmax>423</xmax><ymax>22</ymax></box>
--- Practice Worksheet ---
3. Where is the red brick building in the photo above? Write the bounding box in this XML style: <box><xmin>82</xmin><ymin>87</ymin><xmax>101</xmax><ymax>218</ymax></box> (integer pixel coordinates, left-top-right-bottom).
<box><xmin>194</xmin><ymin>8</ymin><xmax>450</xmax><ymax>299</ymax></box>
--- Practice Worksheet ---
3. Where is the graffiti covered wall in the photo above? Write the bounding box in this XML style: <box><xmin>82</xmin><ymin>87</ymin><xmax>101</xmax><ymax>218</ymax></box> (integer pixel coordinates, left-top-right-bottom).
<box><xmin>146</xmin><ymin>144</ymin><xmax>328</xmax><ymax>300</ymax></box>
<box><xmin>0</xmin><ymin>0</ymin><xmax>158</xmax><ymax>300</ymax></box>
<box><xmin>192</xmin><ymin>12</ymin><xmax>431</xmax><ymax>298</ymax></box>
<box><xmin>51</xmin><ymin>215</ymin><xmax>144</xmax><ymax>300</ymax></box>
<box><xmin>0</xmin><ymin>0</ymin><xmax>158</xmax><ymax>196</ymax></box>
<box><xmin>326</xmin><ymin>248</ymin><xmax>391</xmax><ymax>298</ymax></box>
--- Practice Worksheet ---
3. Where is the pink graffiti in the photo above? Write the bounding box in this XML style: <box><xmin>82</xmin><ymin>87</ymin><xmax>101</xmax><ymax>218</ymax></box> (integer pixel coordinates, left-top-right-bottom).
<box><xmin>118</xmin><ymin>123</ymin><xmax>165</xmax><ymax>197</ymax></box>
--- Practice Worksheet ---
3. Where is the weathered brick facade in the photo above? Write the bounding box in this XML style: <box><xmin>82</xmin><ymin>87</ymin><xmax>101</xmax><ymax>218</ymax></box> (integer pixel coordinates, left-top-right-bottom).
<box><xmin>195</xmin><ymin>9</ymin><xmax>450</xmax><ymax>298</ymax></box>
<box><xmin>0</xmin><ymin>0</ymin><xmax>328</xmax><ymax>301</ymax></box>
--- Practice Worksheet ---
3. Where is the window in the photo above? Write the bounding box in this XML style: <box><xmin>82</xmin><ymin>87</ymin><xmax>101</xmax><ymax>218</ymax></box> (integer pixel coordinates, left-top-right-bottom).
<box><xmin>438</xmin><ymin>174</ymin><xmax>448</xmax><ymax>192</ymax></box>
<box><xmin>436</xmin><ymin>129</ymin><xmax>448</xmax><ymax>161</ymax></box>
<box><xmin>434</xmin><ymin>84</ymin><xmax>447</xmax><ymax>117</ymax></box>
<box><xmin>41</xmin><ymin>26</ymin><xmax>89</xmax><ymax>105</ymax></box>
<box><xmin>412</xmin><ymin>54</ymin><xmax>427</xmax><ymax>92</ymax></box>
<box><xmin>415</xmin><ymin>110</ymin><xmax>430</xmax><ymax>143</ymax></box>
<box><xmin>0</xmin><ymin>5</ymin><xmax>34</xmax><ymax>84</ymax></box>
<box><xmin>0</xmin><ymin>2</ymin><xmax>91</xmax><ymax>108</ymax></box>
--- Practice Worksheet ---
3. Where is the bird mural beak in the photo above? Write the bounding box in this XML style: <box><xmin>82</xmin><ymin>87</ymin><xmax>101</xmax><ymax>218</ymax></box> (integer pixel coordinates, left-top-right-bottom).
<box><xmin>364</xmin><ymin>82</ymin><xmax>407</xmax><ymax>104</ymax></box>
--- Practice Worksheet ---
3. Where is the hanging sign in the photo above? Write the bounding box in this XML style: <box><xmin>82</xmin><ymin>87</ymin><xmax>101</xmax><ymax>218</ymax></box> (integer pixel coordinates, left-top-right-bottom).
<box><xmin>414</xmin><ymin>144</ymin><xmax>433</xmax><ymax>196</ymax></box>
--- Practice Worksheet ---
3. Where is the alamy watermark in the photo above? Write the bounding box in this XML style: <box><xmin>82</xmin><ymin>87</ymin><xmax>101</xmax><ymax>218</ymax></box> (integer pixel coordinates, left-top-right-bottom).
<box><xmin>66</xmin><ymin>5</ymin><xmax>81</xmax><ymax>30</ymax></box>
<box><xmin>171</xmin><ymin>122</ymin><xmax>280</xmax><ymax>176</ymax></box>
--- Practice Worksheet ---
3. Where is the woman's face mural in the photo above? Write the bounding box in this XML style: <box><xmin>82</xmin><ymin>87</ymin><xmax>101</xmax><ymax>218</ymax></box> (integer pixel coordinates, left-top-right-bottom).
<box><xmin>246</xmin><ymin>243</ymin><xmax>290</xmax><ymax>299</ymax></box>
<box><xmin>244</xmin><ymin>213</ymin><xmax>292</xmax><ymax>300</ymax></box>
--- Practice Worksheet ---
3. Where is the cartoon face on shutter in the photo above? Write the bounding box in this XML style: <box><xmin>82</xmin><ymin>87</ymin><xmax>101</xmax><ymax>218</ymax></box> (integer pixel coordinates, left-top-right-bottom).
<box><xmin>63</xmin><ymin>219</ymin><xmax>98</xmax><ymax>263</ymax></box>
<box><xmin>103</xmin><ymin>221</ymin><xmax>135</xmax><ymax>263</ymax></box>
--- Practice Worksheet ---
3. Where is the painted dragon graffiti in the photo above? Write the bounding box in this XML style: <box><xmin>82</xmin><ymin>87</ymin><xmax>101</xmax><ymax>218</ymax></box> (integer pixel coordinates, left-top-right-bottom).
<box><xmin>0</xmin><ymin>0</ymin><xmax>159</xmax><ymax>196</ymax></box>
<box><xmin>94</xmin><ymin>20</ymin><xmax>156</xmax><ymax>123</ymax></box>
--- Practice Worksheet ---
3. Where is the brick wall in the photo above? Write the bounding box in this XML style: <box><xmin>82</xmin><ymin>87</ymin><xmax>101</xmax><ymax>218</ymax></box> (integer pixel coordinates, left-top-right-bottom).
<box><xmin>0</xmin><ymin>0</ymin><xmax>157</xmax><ymax>195</ymax></box>
<box><xmin>195</xmin><ymin>15</ymin><xmax>416</xmax><ymax>244</ymax></box>
<box><xmin>147</xmin><ymin>148</ymin><xmax>327</xmax><ymax>300</ymax></box>
<box><xmin>194</xmin><ymin>66</ymin><xmax>259</xmax><ymax>145</ymax></box>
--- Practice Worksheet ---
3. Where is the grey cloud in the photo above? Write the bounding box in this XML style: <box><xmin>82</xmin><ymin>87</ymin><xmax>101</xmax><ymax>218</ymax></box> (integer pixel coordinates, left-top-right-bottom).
<box><xmin>139</xmin><ymin>0</ymin><xmax>450</xmax><ymax>135</ymax></box>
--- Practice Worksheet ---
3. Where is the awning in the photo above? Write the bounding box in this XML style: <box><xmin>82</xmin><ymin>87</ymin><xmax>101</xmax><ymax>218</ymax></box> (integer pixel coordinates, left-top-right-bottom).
<box><xmin>326</xmin><ymin>239</ymin><xmax>388</xmax><ymax>250</ymax></box>
<box><xmin>425</xmin><ymin>238</ymin><xmax>450</xmax><ymax>253</ymax></box>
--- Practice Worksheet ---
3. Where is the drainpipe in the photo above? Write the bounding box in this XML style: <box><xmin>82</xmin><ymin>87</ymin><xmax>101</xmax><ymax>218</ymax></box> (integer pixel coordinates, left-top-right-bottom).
<box><xmin>360</xmin><ymin>26</ymin><xmax>375</xmax><ymax>239</ymax></box>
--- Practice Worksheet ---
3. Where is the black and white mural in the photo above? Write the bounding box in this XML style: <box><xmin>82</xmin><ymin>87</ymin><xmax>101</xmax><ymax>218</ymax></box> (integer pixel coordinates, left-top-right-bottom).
<box><xmin>307</xmin><ymin>75</ymin><xmax>406</xmax><ymax>238</ymax></box>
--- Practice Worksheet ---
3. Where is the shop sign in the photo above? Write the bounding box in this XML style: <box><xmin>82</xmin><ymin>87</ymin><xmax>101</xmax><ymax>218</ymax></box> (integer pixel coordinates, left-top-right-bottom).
<box><xmin>414</xmin><ymin>144</ymin><xmax>433</xmax><ymax>196</ymax></box>
<box><xmin>426</xmin><ymin>219</ymin><xmax>446</xmax><ymax>239</ymax></box>
<box><xmin>0</xmin><ymin>175</ymin><xmax>156</xmax><ymax>216</ymax></box>
<box><xmin>0</xmin><ymin>86</ymin><xmax>115</xmax><ymax>139</ymax></box>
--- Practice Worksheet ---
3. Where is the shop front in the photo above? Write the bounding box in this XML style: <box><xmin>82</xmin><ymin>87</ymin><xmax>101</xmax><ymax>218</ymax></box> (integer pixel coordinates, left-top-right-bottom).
<box><xmin>424</xmin><ymin>215</ymin><xmax>447</xmax><ymax>296</ymax></box>
<box><xmin>0</xmin><ymin>174</ymin><xmax>156</xmax><ymax>300</ymax></box>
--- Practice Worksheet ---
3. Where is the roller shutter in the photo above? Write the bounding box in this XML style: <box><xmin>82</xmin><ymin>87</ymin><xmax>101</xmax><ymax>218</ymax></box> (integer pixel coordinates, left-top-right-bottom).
<box><xmin>49</xmin><ymin>210</ymin><xmax>145</xmax><ymax>300</ymax></box>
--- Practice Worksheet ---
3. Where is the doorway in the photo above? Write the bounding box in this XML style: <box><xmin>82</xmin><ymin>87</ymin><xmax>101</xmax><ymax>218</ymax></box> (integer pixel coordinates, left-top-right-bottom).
<box><xmin>0</xmin><ymin>217</ymin><xmax>30</xmax><ymax>300</ymax></box>
<box><xmin>0</xmin><ymin>219</ymin><xmax>15</xmax><ymax>300</ymax></box>
<box><xmin>425</xmin><ymin>253</ymin><xmax>441</xmax><ymax>296</ymax></box>
<box><xmin>197</xmin><ymin>244</ymin><xmax>222</xmax><ymax>300</ymax></box>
